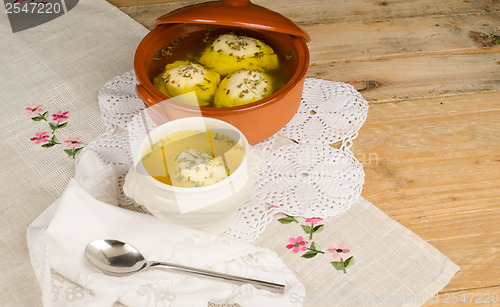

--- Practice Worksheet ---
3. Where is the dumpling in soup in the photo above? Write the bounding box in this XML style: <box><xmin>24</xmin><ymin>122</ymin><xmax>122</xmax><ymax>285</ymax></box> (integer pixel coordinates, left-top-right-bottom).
<box><xmin>214</xmin><ymin>69</ymin><xmax>274</xmax><ymax>108</ymax></box>
<box><xmin>153</xmin><ymin>61</ymin><xmax>220</xmax><ymax>106</ymax></box>
<box><xmin>199</xmin><ymin>34</ymin><xmax>279</xmax><ymax>76</ymax></box>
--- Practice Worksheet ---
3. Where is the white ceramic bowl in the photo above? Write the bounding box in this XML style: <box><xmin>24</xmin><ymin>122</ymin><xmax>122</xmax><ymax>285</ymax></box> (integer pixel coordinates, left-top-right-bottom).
<box><xmin>123</xmin><ymin>117</ymin><xmax>263</xmax><ymax>234</ymax></box>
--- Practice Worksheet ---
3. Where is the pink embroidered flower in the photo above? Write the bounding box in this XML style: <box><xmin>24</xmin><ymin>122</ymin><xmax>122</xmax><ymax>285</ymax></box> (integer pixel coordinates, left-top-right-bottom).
<box><xmin>64</xmin><ymin>137</ymin><xmax>83</xmax><ymax>149</ymax></box>
<box><xmin>286</xmin><ymin>236</ymin><xmax>308</xmax><ymax>253</ymax></box>
<box><xmin>52</xmin><ymin>111</ymin><xmax>69</xmax><ymax>123</ymax></box>
<box><xmin>26</xmin><ymin>104</ymin><xmax>43</xmax><ymax>116</ymax></box>
<box><xmin>327</xmin><ymin>242</ymin><xmax>350</xmax><ymax>260</ymax></box>
<box><xmin>30</xmin><ymin>132</ymin><xmax>50</xmax><ymax>144</ymax></box>
<box><xmin>305</xmin><ymin>217</ymin><xmax>323</xmax><ymax>225</ymax></box>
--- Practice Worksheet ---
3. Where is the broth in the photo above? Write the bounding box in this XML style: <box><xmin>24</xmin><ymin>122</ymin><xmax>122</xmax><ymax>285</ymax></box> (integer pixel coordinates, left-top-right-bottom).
<box><xmin>141</xmin><ymin>130</ymin><xmax>245</xmax><ymax>188</ymax></box>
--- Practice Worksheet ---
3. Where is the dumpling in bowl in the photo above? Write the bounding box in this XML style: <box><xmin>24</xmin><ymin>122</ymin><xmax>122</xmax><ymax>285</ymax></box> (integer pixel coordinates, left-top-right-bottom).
<box><xmin>199</xmin><ymin>34</ymin><xmax>279</xmax><ymax>76</ymax></box>
<box><xmin>214</xmin><ymin>69</ymin><xmax>274</xmax><ymax>108</ymax></box>
<box><xmin>170</xmin><ymin>150</ymin><xmax>228</xmax><ymax>187</ymax></box>
<box><xmin>153</xmin><ymin>61</ymin><xmax>220</xmax><ymax>107</ymax></box>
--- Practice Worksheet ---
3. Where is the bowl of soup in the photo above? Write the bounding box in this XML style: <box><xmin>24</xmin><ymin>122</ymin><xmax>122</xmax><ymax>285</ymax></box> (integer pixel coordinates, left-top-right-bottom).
<box><xmin>134</xmin><ymin>0</ymin><xmax>310</xmax><ymax>144</ymax></box>
<box><xmin>123</xmin><ymin>117</ymin><xmax>263</xmax><ymax>234</ymax></box>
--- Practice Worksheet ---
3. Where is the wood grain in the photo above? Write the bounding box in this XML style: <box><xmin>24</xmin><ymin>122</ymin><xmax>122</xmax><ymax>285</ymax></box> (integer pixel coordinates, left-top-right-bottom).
<box><xmin>353</xmin><ymin>92</ymin><xmax>500</xmax><ymax>293</ymax></box>
<box><xmin>249</xmin><ymin>0</ymin><xmax>499</xmax><ymax>27</ymax></box>
<box><xmin>354</xmin><ymin>93</ymin><xmax>500</xmax><ymax>212</ymax></box>
<box><xmin>116</xmin><ymin>0</ymin><xmax>499</xmax><ymax>29</ymax></box>
<box><xmin>307</xmin><ymin>14</ymin><xmax>500</xmax><ymax>64</ymax></box>
<box><xmin>116</xmin><ymin>1</ymin><xmax>204</xmax><ymax>29</ymax></box>
<box><xmin>309</xmin><ymin>53</ymin><xmax>500</xmax><ymax>102</ymax></box>
<box><xmin>107</xmin><ymin>0</ymin><xmax>199</xmax><ymax>7</ymax></box>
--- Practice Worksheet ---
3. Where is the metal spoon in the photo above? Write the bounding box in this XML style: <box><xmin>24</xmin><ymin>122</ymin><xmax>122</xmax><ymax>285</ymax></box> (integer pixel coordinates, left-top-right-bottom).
<box><xmin>85</xmin><ymin>239</ymin><xmax>285</xmax><ymax>294</ymax></box>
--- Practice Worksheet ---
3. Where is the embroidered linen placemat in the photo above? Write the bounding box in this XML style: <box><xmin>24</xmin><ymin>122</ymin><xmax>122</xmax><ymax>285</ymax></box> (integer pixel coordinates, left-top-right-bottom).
<box><xmin>0</xmin><ymin>1</ymin><xmax>148</xmax><ymax>305</ymax></box>
<box><xmin>253</xmin><ymin>198</ymin><xmax>459</xmax><ymax>306</ymax></box>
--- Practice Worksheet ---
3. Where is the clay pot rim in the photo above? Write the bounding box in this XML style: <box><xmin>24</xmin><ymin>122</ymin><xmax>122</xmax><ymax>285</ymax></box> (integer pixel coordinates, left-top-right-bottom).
<box><xmin>135</xmin><ymin>27</ymin><xmax>309</xmax><ymax>114</ymax></box>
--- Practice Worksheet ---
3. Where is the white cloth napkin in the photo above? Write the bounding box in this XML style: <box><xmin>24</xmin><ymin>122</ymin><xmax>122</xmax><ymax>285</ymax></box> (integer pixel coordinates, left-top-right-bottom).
<box><xmin>27</xmin><ymin>150</ymin><xmax>305</xmax><ymax>307</ymax></box>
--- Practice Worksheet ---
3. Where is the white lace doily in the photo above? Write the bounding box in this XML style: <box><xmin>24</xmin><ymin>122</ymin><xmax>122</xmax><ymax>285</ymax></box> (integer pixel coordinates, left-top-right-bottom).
<box><xmin>86</xmin><ymin>71</ymin><xmax>368</xmax><ymax>242</ymax></box>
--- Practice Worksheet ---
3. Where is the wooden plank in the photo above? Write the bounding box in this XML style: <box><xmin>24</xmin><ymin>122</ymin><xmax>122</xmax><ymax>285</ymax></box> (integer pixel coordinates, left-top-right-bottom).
<box><xmin>117</xmin><ymin>1</ymin><xmax>204</xmax><ymax>29</ymax></box>
<box><xmin>429</xmin><ymin>240</ymin><xmax>500</xmax><ymax>293</ymax></box>
<box><xmin>354</xmin><ymin>92</ymin><xmax>500</xmax><ymax>208</ymax></box>
<box><xmin>361</xmin><ymin>146</ymin><xmax>500</xmax><ymax>239</ymax></box>
<box><xmin>354</xmin><ymin>92</ymin><xmax>500</xmax><ymax>209</ymax></box>
<box><xmin>107</xmin><ymin>0</ymin><xmax>198</xmax><ymax>7</ymax></box>
<box><xmin>307</xmin><ymin>14</ymin><xmax>500</xmax><ymax>64</ymax></box>
<box><xmin>439</xmin><ymin>238</ymin><xmax>500</xmax><ymax>293</ymax></box>
<box><xmin>308</xmin><ymin>53</ymin><xmax>500</xmax><ymax>102</ymax></box>
<box><xmin>403</xmin><ymin>213</ymin><xmax>499</xmax><ymax>292</ymax></box>
<box><xmin>363</xmin><ymin>179</ymin><xmax>500</xmax><ymax>223</ymax></box>
<box><xmin>353</xmin><ymin>92</ymin><xmax>500</xmax><ymax>293</ymax></box>
<box><xmin>425</xmin><ymin>287</ymin><xmax>500</xmax><ymax>306</ymax></box>
<box><xmin>354</xmin><ymin>92</ymin><xmax>500</xmax><ymax>124</ymax></box>
<box><xmin>114</xmin><ymin>0</ymin><xmax>499</xmax><ymax>30</ymax></box>
<box><xmin>403</xmin><ymin>204</ymin><xmax>500</xmax><ymax>240</ymax></box>
<box><xmin>249</xmin><ymin>0</ymin><xmax>500</xmax><ymax>27</ymax></box>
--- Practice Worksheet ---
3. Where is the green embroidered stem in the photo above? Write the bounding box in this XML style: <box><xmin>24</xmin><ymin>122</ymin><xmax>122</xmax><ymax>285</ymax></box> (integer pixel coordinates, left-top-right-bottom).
<box><xmin>31</xmin><ymin>111</ymin><xmax>48</xmax><ymax>122</ymax></box>
<box><xmin>340</xmin><ymin>258</ymin><xmax>346</xmax><ymax>274</ymax></box>
<box><xmin>49</xmin><ymin>122</ymin><xmax>68</xmax><ymax>134</ymax></box>
<box><xmin>307</xmin><ymin>247</ymin><xmax>324</xmax><ymax>254</ymax></box>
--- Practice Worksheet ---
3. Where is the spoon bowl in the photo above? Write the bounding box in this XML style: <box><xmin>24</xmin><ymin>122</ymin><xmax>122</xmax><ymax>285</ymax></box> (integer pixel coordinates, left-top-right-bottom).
<box><xmin>85</xmin><ymin>239</ymin><xmax>147</xmax><ymax>276</ymax></box>
<box><xmin>85</xmin><ymin>239</ymin><xmax>285</xmax><ymax>294</ymax></box>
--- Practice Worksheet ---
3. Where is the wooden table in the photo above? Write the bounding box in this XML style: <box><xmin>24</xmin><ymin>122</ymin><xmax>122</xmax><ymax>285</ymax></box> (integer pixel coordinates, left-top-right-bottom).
<box><xmin>108</xmin><ymin>0</ymin><xmax>500</xmax><ymax>305</ymax></box>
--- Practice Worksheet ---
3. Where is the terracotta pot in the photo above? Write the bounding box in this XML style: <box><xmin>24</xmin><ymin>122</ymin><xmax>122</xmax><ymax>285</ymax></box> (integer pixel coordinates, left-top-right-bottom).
<box><xmin>134</xmin><ymin>0</ymin><xmax>310</xmax><ymax>144</ymax></box>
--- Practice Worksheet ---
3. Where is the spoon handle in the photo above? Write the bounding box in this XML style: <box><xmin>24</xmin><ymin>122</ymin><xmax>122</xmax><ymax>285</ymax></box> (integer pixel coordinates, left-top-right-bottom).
<box><xmin>150</xmin><ymin>262</ymin><xmax>285</xmax><ymax>294</ymax></box>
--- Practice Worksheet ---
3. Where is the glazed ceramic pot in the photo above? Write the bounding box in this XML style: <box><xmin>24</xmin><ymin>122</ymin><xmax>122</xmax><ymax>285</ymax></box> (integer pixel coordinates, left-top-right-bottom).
<box><xmin>134</xmin><ymin>0</ymin><xmax>310</xmax><ymax>144</ymax></box>
<box><xmin>123</xmin><ymin>117</ymin><xmax>263</xmax><ymax>234</ymax></box>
